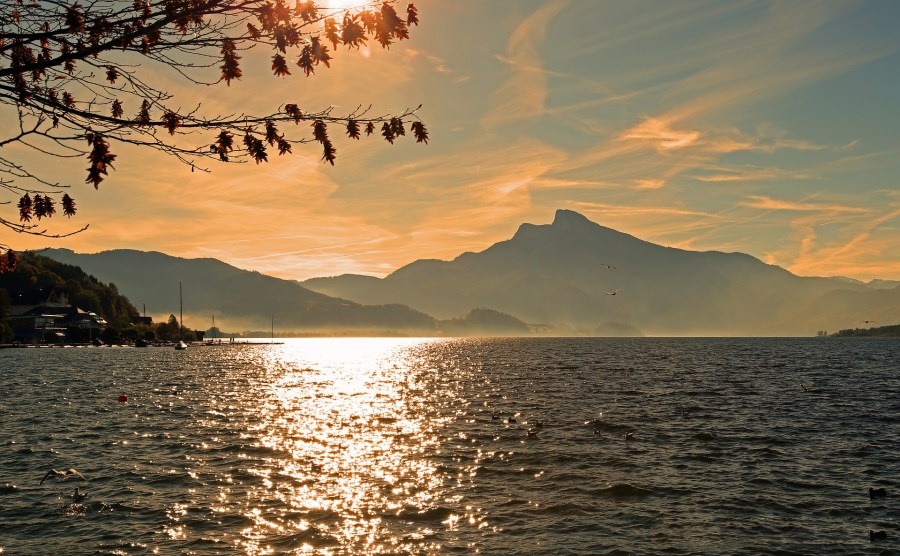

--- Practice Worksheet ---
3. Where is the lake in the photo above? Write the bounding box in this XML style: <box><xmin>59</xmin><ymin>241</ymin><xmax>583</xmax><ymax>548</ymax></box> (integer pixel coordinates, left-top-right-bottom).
<box><xmin>0</xmin><ymin>338</ymin><xmax>897</xmax><ymax>554</ymax></box>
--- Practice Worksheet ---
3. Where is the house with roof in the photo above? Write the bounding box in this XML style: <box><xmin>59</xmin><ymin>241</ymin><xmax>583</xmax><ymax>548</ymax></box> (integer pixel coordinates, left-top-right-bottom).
<box><xmin>6</xmin><ymin>287</ymin><xmax>107</xmax><ymax>343</ymax></box>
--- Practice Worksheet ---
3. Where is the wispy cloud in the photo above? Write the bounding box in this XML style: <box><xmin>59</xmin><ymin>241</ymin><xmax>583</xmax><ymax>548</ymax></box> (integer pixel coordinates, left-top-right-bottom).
<box><xmin>739</xmin><ymin>195</ymin><xmax>869</xmax><ymax>214</ymax></box>
<box><xmin>620</xmin><ymin>118</ymin><xmax>701</xmax><ymax>152</ymax></box>
<box><xmin>482</xmin><ymin>0</ymin><xmax>569</xmax><ymax>128</ymax></box>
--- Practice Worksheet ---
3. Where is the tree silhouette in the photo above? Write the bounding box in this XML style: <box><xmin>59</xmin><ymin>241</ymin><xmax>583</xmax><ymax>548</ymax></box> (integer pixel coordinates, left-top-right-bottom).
<box><xmin>0</xmin><ymin>0</ymin><xmax>427</xmax><ymax>271</ymax></box>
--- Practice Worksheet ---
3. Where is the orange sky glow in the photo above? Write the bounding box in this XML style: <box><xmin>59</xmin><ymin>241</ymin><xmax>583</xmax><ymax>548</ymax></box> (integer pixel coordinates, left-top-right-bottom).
<box><xmin>5</xmin><ymin>1</ymin><xmax>900</xmax><ymax>282</ymax></box>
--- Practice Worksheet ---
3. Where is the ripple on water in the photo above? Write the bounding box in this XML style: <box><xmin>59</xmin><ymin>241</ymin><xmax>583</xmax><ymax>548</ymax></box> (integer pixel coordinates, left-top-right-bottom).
<box><xmin>1</xmin><ymin>338</ymin><xmax>899</xmax><ymax>555</ymax></box>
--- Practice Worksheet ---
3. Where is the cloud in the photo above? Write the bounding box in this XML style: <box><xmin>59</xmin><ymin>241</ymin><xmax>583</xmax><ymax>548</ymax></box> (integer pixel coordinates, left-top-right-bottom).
<box><xmin>621</xmin><ymin>118</ymin><xmax>701</xmax><ymax>152</ymax></box>
<box><xmin>739</xmin><ymin>195</ymin><xmax>868</xmax><ymax>214</ymax></box>
<box><xmin>632</xmin><ymin>178</ymin><xmax>666</xmax><ymax>190</ymax></box>
<box><xmin>694</xmin><ymin>166</ymin><xmax>816</xmax><ymax>183</ymax></box>
<box><xmin>482</xmin><ymin>0</ymin><xmax>569</xmax><ymax>127</ymax></box>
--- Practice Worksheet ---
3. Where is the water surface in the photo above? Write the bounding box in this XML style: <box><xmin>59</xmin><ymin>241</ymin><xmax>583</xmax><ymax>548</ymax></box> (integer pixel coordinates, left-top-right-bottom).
<box><xmin>0</xmin><ymin>338</ymin><xmax>897</xmax><ymax>554</ymax></box>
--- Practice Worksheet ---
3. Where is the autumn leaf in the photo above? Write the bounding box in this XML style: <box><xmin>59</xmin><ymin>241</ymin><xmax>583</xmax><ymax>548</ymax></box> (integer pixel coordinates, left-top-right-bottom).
<box><xmin>321</xmin><ymin>139</ymin><xmax>336</xmax><ymax>164</ymax></box>
<box><xmin>243</xmin><ymin>128</ymin><xmax>256</xmax><ymax>150</ymax></box>
<box><xmin>284</xmin><ymin>103</ymin><xmax>303</xmax><ymax>123</ymax></box>
<box><xmin>42</xmin><ymin>195</ymin><xmax>56</xmax><ymax>218</ymax></box>
<box><xmin>18</xmin><ymin>193</ymin><xmax>33</xmax><ymax>222</ymax></box>
<box><xmin>360</xmin><ymin>10</ymin><xmax>377</xmax><ymax>34</ymax></box>
<box><xmin>247</xmin><ymin>22</ymin><xmax>261</xmax><ymax>39</ymax></box>
<box><xmin>62</xmin><ymin>194</ymin><xmax>77</xmax><ymax>217</ymax></box>
<box><xmin>380</xmin><ymin>2</ymin><xmax>408</xmax><ymax>42</ymax></box>
<box><xmin>220</xmin><ymin>39</ymin><xmax>242</xmax><ymax>85</ymax></box>
<box><xmin>312</xmin><ymin>120</ymin><xmax>335</xmax><ymax>164</ymax></box>
<box><xmin>135</xmin><ymin>99</ymin><xmax>151</xmax><ymax>125</ymax></box>
<box><xmin>324</xmin><ymin>18</ymin><xmax>339</xmax><ymax>49</ymax></box>
<box><xmin>271</xmin><ymin>53</ymin><xmax>291</xmax><ymax>76</ymax></box>
<box><xmin>295</xmin><ymin>0</ymin><xmax>317</xmax><ymax>22</ymax></box>
<box><xmin>346</xmin><ymin>119</ymin><xmax>360</xmax><ymax>140</ymax></box>
<box><xmin>365</xmin><ymin>122</ymin><xmax>375</xmax><ymax>136</ymax></box>
<box><xmin>106</xmin><ymin>66</ymin><xmax>118</xmax><ymax>83</ymax></box>
<box><xmin>390</xmin><ymin>117</ymin><xmax>405</xmax><ymax>137</ymax></box>
<box><xmin>111</xmin><ymin>99</ymin><xmax>123</xmax><ymax>118</ymax></box>
<box><xmin>277</xmin><ymin>137</ymin><xmax>292</xmax><ymax>155</ymax></box>
<box><xmin>312</xmin><ymin>119</ymin><xmax>328</xmax><ymax>143</ymax></box>
<box><xmin>411</xmin><ymin>121</ymin><xmax>428</xmax><ymax>143</ymax></box>
<box><xmin>310</xmin><ymin>36</ymin><xmax>331</xmax><ymax>67</ymax></box>
<box><xmin>273</xmin><ymin>25</ymin><xmax>289</xmax><ymax>52</ymax></box>
<box><xmin>85</xmin><ymin>132</ymin><xmax>116</xmax><ymax>188</ymax></box>
<box><xmin>250</xmin><ymin>138</ymin><xmax>268</xmax><ymax>163</ymax></box>
<box><xmin>162</xmin><ymin>110</ymin><xmax>181</xmax><ymax>135</ymax></box>
<box><xmin>33</xmin><ymin>194</ymin><xmax>46</xmax><ymax>219</ymax></box>
<box><xmin>212</xmin><ymin>129</ymin><xmax>234</xmax><ymax>161</ymax></box>
<box><xmin>31</xmin><ymin>195</ymin><xmax>56</xmax><ymax>219</ymax></box>
<box><xmin>297</xmin><ymin>45</ymin><xmax>314</xmax><ymax>76</ymax></box>
<box><xmin>341</xmin><ymin>13</ymin><xmax>366</xmax><ymax>48</ymax></box>
<box><xmin>407</xmin><ymin>3</ymin><xmax>418</xmax><ymax>26</ymax></box>
<box><xmin>381</xmin><ymin>121</ymin><xmax>395</xmax><ymax>144</ymax></box>
<box><xmin>66</xmin><ymin>3</ymin><xmax>85</xmax><ymax>33</ymax></box>
<box><xmin>265</xmin><ymin>120</ymin><xmax>279</xmax><ymax>145</ymax></box>
<box><xmin>374</xmin><ymin>14</ymin><xmax>393</xmax><ymax>48</ymax></box>
<box><xmin>244</xmin><ymin>129</ymin><xmax>268</xmax><ymax>163</ymax></box>
<box><xmin>381</xmin><ymin>3</ymin><xmax>403</xmax><ymax>32</ymax></box>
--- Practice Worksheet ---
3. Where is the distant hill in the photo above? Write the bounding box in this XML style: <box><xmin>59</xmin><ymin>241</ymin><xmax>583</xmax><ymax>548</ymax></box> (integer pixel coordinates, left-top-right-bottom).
<box><xmin>303</xmin><ymin>209</ymin><xmax>900</xmax><ymax>336</ymax></box>
<box><xmin>42</xmin><ymin>249</ymin><xmax>437</xmax><ymax>334</ymax></box>
<box><xmin>439</xmin><ymin>308</ymin><xmax>530</xmax><ymax>336</ymax></box>
<box><xmin>832</xmin><ymin>323</ymin><xmax>900</xmax><ymax>337</ymax></box>
<box><xmin>0</xmin><ymin>251</ymin><xmax>139</xmax><ymax>327</ymax></box>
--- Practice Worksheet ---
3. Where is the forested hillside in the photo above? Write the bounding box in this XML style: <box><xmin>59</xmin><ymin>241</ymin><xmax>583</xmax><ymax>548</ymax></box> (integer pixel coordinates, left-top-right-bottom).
<box><xmin>0</xmin><ymin>252</ymin><xmax>139</xmax><ymax>328</ymax></box>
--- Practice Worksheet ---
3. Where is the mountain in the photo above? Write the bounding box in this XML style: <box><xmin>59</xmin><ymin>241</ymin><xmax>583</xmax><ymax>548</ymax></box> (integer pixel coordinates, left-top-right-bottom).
<box><xmin>303</xmin><ymin>209</ymin><xmax>900</xmax><ymax>336</ymax></box>
<box><xmin>42</xmin><ymin>249</ymin><xmax>437</xmax><ymax>334</ymax></box>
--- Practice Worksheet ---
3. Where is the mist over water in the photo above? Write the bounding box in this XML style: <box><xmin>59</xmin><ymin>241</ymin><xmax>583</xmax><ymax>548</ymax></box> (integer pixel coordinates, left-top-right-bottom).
<box><xmin>1</xmin><ymin>338</ymin><xmax>898</xmax><ymax>555</ymax></box>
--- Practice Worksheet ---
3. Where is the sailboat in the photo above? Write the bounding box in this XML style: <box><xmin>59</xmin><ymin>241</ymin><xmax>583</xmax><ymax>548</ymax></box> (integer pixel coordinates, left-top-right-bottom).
<box><xmin>175</xmin><ymin>282</ymin><xmax>188</xmax><ymax>350</ymax></box>
<box><xmin>205</xmin><ymin>315</ymin><xmax>219</xmax><ymax>345</ymax></box>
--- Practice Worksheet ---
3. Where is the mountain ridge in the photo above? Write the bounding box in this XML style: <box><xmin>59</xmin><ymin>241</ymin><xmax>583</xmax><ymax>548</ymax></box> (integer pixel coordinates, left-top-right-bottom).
<box><xmin>302</xmin><ymin>209</ymin><xmax>898</xmax><ymax>336</ymax></box>
<box><xmin>40</xmin><ymin>210</ymin><xmax>900</xmax><ymax>336</ymax></box>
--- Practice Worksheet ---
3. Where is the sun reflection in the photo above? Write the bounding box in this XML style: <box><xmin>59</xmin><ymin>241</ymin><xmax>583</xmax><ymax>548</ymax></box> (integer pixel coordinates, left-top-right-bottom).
<box><xmin>238</xmin><ymin>338</ymin><xmax>451</xmax><ymax>554</ymax></box>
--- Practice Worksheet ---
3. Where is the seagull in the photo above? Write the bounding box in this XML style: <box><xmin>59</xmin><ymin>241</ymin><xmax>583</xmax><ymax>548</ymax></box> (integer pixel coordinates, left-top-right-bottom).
<box><xmin>860</xmin><ymin>320</ymin><xmax>878</xmax><ymax>325</ymax></box>
<box><xmin>39</xmin><ymin>468</ymin><xmax>85</xmax><ymax>485</ymax></box>
<box><xmin>71</xmin><ymin>487</ymin><xmax>88</xmax><ymax>503</ymax></box>
<box><xmin>601</xmin><ymin>264</ymin><xmax>616</xmax><ymax>270</ymax></box>
<box><xmin>624</xmin><ymin>432</ymin><xmax>634</xmax><ymax>441</ymax></box>
<box><xmin>606</xmin><ymin>290</ymin><xmax>620</xmax><ymax>296</ymax></box>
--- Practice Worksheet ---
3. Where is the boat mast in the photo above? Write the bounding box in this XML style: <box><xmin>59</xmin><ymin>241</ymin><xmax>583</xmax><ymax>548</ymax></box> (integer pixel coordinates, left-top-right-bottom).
<box><xmin>179</xmin><ymin>281</ymin><xmax>184</xmax><ymax>340</ymax></box>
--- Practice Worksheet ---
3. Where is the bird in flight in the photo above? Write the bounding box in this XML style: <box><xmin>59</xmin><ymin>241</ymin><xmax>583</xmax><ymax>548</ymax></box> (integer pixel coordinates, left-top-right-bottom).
<box><xmin>601</xmin><ymin>263</ymin><xmax>616</xmax><ymax>270</ymax></box>
<box><xmin>606</xmin><ymin>289</ymin><xmax>620</xmax><ymax>296</ymax></box>
<box><xmin>860</xmin><ymin>320</ymin><xmax>878</xmax><ymax>325</ymax></box>
<box><xmin>39</xmin><ymin>468</ymin><xmax>85</xmax><ymax>485</ymax></box>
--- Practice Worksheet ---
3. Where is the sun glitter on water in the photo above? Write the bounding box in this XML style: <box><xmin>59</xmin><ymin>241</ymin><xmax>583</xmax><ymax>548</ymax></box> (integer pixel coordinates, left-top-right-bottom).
<box><xmin>236</xmin><ymin>338</ymin><xmax>454</xmax><ymax>554</ymax></box>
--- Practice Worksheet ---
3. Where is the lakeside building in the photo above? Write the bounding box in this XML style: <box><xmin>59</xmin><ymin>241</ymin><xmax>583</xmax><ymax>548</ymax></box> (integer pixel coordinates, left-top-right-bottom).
<box><xmin>6</xmin><ymin>287</ymin><xmax>108</xmax><ymax>344</ymax></box>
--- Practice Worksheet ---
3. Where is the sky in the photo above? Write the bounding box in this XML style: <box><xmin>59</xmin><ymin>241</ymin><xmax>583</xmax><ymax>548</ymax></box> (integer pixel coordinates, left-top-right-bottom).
<box><xmin>8</xmin><ymin>0</ymin><xmax>900</xmax><ymax>282</ymax></box>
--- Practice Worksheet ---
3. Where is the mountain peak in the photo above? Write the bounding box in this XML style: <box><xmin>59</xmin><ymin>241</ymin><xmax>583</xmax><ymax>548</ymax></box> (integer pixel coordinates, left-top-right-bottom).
<box><xmin>551</xmin><ymin>209</ymin><xmax>594</xmax><ymax>228</ymax></box>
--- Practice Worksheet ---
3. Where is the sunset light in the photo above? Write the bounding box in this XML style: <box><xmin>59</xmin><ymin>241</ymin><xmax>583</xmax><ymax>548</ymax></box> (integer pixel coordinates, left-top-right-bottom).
<box><xmin>2</xmin><ymin>2</ymin><xmax>900</xmax><ymax>554</ymax></box>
